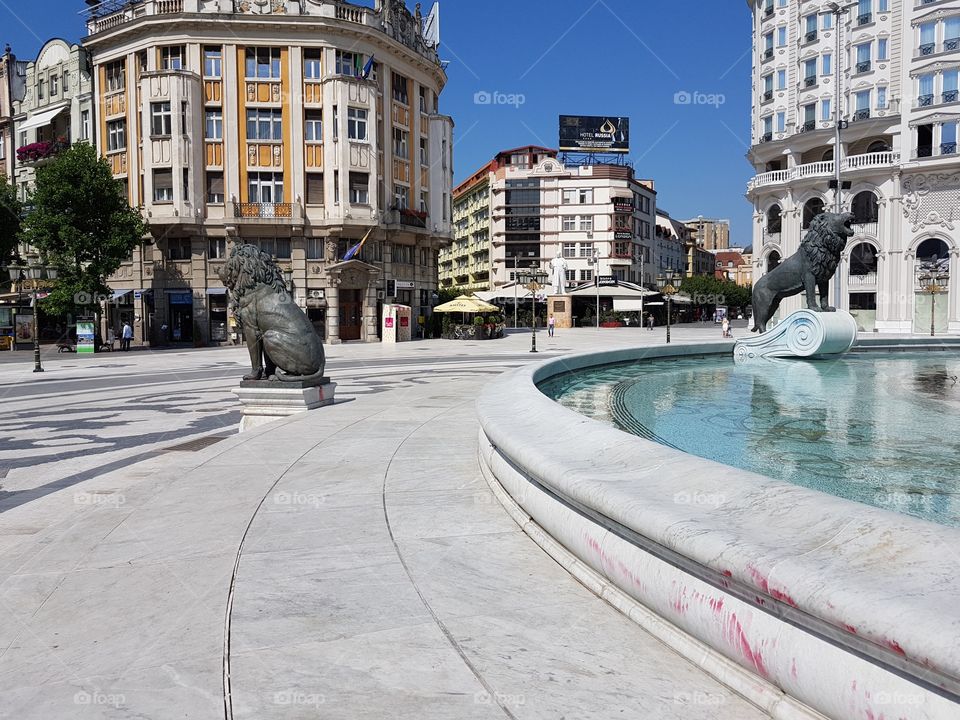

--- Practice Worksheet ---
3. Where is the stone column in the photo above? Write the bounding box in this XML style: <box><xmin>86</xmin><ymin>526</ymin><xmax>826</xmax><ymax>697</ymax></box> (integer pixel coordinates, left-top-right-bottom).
<box><xmin>326</xmin><ymin>278</ymin><xmax>340</xmax><ymax>344</ymax></box>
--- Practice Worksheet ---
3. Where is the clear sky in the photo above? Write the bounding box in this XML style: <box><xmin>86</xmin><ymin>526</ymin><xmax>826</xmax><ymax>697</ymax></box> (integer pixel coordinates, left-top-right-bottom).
<box><xmin>1</xmin><ymin>0</ymin><xmax>756</xmax><ymax>244</ymax></box>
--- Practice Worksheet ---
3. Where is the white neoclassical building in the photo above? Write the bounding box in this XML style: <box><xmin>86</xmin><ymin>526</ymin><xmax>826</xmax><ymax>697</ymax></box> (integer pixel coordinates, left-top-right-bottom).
<box><xmin>746</xmin><ymin>0</ymin><xmax>960</xmax><ymax>334</ymax></box>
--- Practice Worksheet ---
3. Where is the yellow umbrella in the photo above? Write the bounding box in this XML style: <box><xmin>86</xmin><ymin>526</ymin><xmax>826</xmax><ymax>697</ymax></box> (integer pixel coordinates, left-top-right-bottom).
<box><xmin>433</xmin><ymin>295</ymin><xmax>499</xmax><ymax>314</ymax></box>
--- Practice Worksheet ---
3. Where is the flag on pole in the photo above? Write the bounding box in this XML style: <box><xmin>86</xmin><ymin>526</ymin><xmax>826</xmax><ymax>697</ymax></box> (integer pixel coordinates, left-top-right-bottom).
<box><xmin>361</xmin><ymin>54</ymin><xmax>375</xmax><ymax>79</ymax></box>
<box><xmin>343</xmin><ymin>226</ymin><xmax>374</xmax><ymax>261</ymax></box>
<box><xmin>354</xmin><ymin>54</ymin><xmax>363</xmax><ymax>77</ymax></box>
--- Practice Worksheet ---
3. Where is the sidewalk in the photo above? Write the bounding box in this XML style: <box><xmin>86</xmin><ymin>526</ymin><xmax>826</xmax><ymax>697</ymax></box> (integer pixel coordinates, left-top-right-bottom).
<box><xmin>0</xmin><ymin>328</ymin><xmax>767</xmax><ymax>718</ymax></box>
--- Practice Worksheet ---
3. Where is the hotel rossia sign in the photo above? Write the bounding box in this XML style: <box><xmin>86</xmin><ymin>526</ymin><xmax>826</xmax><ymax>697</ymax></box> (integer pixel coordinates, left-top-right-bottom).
<box><xmin>613</xmin><ymin>197</ymin><xmax>634</xmax><ymax>213</ymax></box>
<box><xmin>614</xmin><ymin>231</ymin><xmax>633</xmax><ymax>241</ymax></box>
<box><xmin>559</xmin><ymin>115</ymin><xmax>630</xmax><ymax>153</ymax></box>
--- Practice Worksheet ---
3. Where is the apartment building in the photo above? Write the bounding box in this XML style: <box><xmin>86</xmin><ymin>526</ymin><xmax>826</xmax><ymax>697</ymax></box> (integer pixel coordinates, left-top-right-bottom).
<box><xmin>654</xmin><ymin>209</ymin><xmax>689</xmax><ymax>276</ymax></box>
<box><xmin>683</xmin><ymin>216</ymin><xmax>731</xmax><ymax>251</ymax></box>
<box><xmin>11</xmin><ymin>39</ymin><xmax>94</xmax><ymax>201</ymax></box>
<box><xmin>747</xmin><ymin>0</ymin><xmax>960</xmax><ymax>333</ymax></box>
<box><xmin>83</xmin><ymin>0</ymin><xmax>453</xmax><ymax>345</ymax></box>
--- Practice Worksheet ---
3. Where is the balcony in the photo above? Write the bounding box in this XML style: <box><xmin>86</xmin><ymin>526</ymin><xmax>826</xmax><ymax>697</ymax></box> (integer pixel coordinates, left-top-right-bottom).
<box><xmin>857</xmin><ymin>12</ymin><xmax>872</xmax><ymax>25</ymax></box>
<box><xmin>849</xmin><ymin>272</ymin><xmax>878</xmax><ymax>286</ymax></box>
<box><xmin>16</xmin><ymin>138</ymin><xmax>68</xmax><ymax>165</ymax></box>
<box><xmin>760</xmin><ymin>131</ymin><xmax>774</xmax><ymax>143</ymax></box>
<box><xmin>941</xmin><ymin>142</ymin><xmax>958</xmax><ymax>155</ymax></box>
<box><xmin>919</xmin><ymin>43</ymin><xmax>936</xmax><ymax>56</ymax></box>
<box><xmin>762</xmin><ymin>89</ymin><xmax>774</xmax><ymax>102</ymax></box>
<box><xmin>853</xmin><ymin>108</ymin><xmax>871</xmax><ymax>121</ymax></box>
<box><xmin>799</xmin><ymin>120</ymin><xmax>817</xmax><ymax>132</ymax></box>
<box><xmin>231</xmin><ymin>202</ymin><xmax>299</xmax><ymax>220</ymax></box>
<box><xmin>918</xmin><ymin>94</ymin><xmax>934</xmax><ymax>107</ymax></box>
<box><xmin>855</xmin><ymin>60</ymin><xmax>871</xmax><ymax>74</ymax></box>
<box><xmin>748</xmin><ymin>151</ymin><xmax>900</xmax><ymax>191</ymax></box>
<box><xmin>805</xmin><ymin>30</ymin><xmax>818</xmax><ymax>43</ymax></box>
<box><xmin>764</xmin><ymin>4</ymin><xmax>774</xmax><ymax>17</ymax></box>
<box><xmin>946</xmin><ymin>37</ymin><xmax>960</xmax><ymax>51</ymax></box>
<box><xmin>763</xmin><ymin>48</ymin><xmax>774</xmax><ymax>60</ymax></box>
<box><xmin>804</xmin><ymin>75</ymin><xmax>817</xmax><ymax>87</ymax></box>
<box><xmin>385</xmin><ymin>206</ymin><xmax>429</xmax><ymax>229</ymax></box>
<box><xmin>850</xmin><ymin>221</ymin><xmax>878</xmax><ymax>237</ymax></box>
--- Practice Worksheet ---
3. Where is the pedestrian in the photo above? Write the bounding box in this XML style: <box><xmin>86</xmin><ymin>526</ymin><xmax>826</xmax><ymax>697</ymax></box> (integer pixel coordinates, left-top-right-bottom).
<box><xmin>647</xmin><ymin>313</ymin><xmax>654</xmax><ymax>331</ymax></box>
<box><xmin>722</xmin><ymin>316</ymin><xmax>730</xmax><ymax>338</ymax></box>
<box><xmin>547</xmin><ymin>314</ymin><xmax>555</xmax><ymax>337</ymax></box>
<box><xmin>121</xmin><ymin>321</ymin><xmax>133</xmax><ymax>351</ymax></box>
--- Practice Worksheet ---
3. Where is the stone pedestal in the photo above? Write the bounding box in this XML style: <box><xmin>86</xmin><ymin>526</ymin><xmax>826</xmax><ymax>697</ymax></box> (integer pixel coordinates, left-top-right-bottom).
<box><xmin>232</xmin><ymin>376</ymin><xmax>337</xmax><ymax>433</ymax></box>
<box><xmin>734</xmin><ymin>309</ymin><xmax>858</xmax><ymax>363</ymax></box>
<box><xmin>547</xmin><ymin>295</ymin><xmax>573</xmax><ymax>329</ymax></box>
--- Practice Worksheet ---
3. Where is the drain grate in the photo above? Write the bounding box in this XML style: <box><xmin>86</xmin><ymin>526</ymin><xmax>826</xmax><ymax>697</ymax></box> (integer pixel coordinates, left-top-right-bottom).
<box><xmin>161</xmin><ymin>435</ymin><xmax>230</xmax><ymax>452</ymax></box>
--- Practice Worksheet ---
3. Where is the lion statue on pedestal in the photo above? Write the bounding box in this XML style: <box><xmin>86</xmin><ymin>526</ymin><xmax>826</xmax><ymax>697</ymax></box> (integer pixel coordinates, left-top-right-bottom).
<box><xmin>218</xmin><ymin>244</ymin><xmax>325</xmax><ymax>382</ymax></box>
<box><xmin>751</xmin><ymin>211</ymin><xmax>855</xmax><ymax>333</ymax></box>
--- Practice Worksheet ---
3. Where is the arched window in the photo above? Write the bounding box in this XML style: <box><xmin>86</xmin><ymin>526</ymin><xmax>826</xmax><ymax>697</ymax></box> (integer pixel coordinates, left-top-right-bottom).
<box><xmin>849</xmin><ymin>242</ymin><xmax>878</xmax><ymax>276</ymax></box>
<box><xmin>766</xmin><ymin>204</ymin><xmax>782</xmax><ymax>234</ymax></box>
<box><xmin>802</xmin><ymin>197</ymin><xmax>824</xmax><ymax>229</ymax></box>
<box><xmin>767</xmin><ymin>250</ymin><xmax>781</xmax><ymax>273</ymax></box>
<box><xmin>867</xmin><ymin>140</ymin><xmax>890</xmax><ymax>153</ymax></box>
<box><xmin>822</xmin><ymin>148</ymin><xmax>834</xmax><ymax>161</ymax></box>
<box><xmin>916</xmin><ymin>238</ymin><xmax>950</xmax><ymax>265</ymax></box>
<box><xmin>851</xmin><ymin>191</ymin><xmax>878</xmax><ymax>224</ymax></box>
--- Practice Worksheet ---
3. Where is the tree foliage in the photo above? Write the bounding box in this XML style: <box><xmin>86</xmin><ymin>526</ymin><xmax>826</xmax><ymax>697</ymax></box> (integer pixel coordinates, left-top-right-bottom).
<box><xmin>0</xmin><ymin>175</ymin><xmax>22</xmax><ymax>266</ymax></box>
<box><xmin>23</xmin><ymin>142</ymin><xmax>146</xmax><ymax>317</ymax></box>
<box><xmin>679</xmin><ymin>273</ymin><xmax>752</xmax><ymax>310</ymax></box>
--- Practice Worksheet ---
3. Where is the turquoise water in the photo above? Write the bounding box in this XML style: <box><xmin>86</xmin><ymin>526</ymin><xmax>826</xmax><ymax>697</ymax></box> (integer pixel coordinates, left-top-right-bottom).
<box><xmin>539</xmin><ymin>353</ymin><xmax>960</xmax><ymax>526</ymax></box>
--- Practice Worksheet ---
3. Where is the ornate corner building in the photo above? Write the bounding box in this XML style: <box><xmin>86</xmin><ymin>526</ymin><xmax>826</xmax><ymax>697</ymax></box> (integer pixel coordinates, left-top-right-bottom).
<box><xmin>747</xmin><ymin>0</ymin><xmax>960</xmax><ymax>334</ymax></box>
<box><xmin>83</xmin><ymin>0</ymin><xmax>453</xmax><ymax>345</ymax></box>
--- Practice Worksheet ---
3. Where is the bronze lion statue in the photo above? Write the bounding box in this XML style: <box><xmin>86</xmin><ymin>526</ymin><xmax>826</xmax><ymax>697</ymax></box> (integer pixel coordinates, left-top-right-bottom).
<box><xmin>751</xmin><ymin>211</ymin><xmax>855</xmax><ymax>333</ymax></box>
<box><xmin>218</xmin><ymin>244</ymin><xmax>325</xmax><ymax>382</ymax></box>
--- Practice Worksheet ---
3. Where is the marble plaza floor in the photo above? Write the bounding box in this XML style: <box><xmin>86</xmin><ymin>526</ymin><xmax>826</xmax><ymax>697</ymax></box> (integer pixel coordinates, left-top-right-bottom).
<box><xmin>0</xmin><ymin>324</ymin><xmax>771</xmax><ymax>719</ymax></box>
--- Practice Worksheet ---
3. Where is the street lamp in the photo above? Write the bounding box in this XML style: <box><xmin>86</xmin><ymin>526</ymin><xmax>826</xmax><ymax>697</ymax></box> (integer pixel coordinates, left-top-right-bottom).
<box><xmin>656</xmin><ymin>269</ymin><xmax>682</xmax><ymax>344</ymax></box>
<box><xmin>7</xmin><ymin>260</ymin><xmax>57</xmax><ymax>372</ymax></box>
<box><xmin>517</xmin><ymin>263</ymin><xmax>548</xmax><ymax>353</ymax></box>
<box><xmin>588</xmin><ymin>248</ymin><xmax>600</xmax><ymax>328</ymax></box>
<box><xmin>918</xmin><ymin>267</ymin><xmax>949</xmax><ymax>337</ymax></box>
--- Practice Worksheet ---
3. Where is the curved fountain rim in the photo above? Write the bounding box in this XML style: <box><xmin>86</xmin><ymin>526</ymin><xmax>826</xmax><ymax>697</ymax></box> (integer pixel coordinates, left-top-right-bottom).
<box><xmin>477</xmin><ymin>340</ymin><xmax>960</xmax><ymax>690</ymax></box>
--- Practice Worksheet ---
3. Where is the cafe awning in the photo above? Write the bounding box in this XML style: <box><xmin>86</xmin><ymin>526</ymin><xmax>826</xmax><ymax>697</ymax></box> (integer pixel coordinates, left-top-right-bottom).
<box><xmin>18</xmin><ymin>106</ymin><xmax>67</xmax><ymax>132</ymax></box>
<box><xmin>110</xmin><ymin>289</ymin><xmax>132</xmax><ymax>300</ymax></box>
<box><xmin>206</xmin><ymin>287</ymin><xmax>227</xmax><ymax>295</ymax></box>
<box><xmin>433</xmin><ymin>295</ymin><xmax>499</xmax><ymax>314</ymax></box>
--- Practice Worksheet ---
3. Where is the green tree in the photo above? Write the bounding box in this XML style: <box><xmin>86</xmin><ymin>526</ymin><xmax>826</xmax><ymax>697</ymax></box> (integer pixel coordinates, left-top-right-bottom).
<box><xmin>0</xmin><ymin>175</ymin><xmax>22</xmax><ymax>266</ymax></box>
<box><xmin>23</xmin><ymin>142</ymin><xmax>146</xmax><ymax>320</ymax></box>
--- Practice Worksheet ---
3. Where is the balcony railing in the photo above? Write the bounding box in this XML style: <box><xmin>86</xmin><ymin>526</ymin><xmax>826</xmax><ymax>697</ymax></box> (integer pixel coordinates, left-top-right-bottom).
<box><xmin>762</xmin><ymin>89</ymin><xmax>774</xmax><ymax>101</ymax></box>
<box><xmin>857</xmin><ymin>12</ymin><xmax>872</xmax><ymax>25</ymax></box>
<box><xmin>917</xmin><ymin>145</ymin><xmax>934</xmax><ymax>158</ymax></box>
<box><xmin>849</xmin><ymin>272</ymin><xmax>878</xmax><ymax>286</ymax></box>
<box><xmin>805</xmin><ymin>30</ymin><xmax>818</xmax><ymax>43</ymax></box>
<box><xmin>919</xmin><ymin>43</ymin><xmax>936</xmax><ymax>56</ymax></box>
<box><xmin>233</xmin><ymin>202</ymin><xmax>294</xmax><ymax>219</ymax></box>
<box><xmin>763</xmin><ymin>47</ymin><xmax>774</xmax><ymax>60</ymax></box>
<box><xmin>804</xmin><ymin>75</ymin><xmax>817</xmax><ymax>87</ymax></box>
<box><xmin>853</xmin><ymin>108</ymin><xmax>871</xmax><ymax>121</ymax></box>
<box><xmin>764</xmin><ymin>4</ymin><xmax>774</xmax><ymax>17</ymax></box>
<box><xmin>16</xmin><ymin>139</ymin><xmax>68</xmax><ymax>164</ymax></box>
<box><xmin>851</xmin><ymin>221</ymin><xmax>878</xmax><ymax>237</ymax></box>
<box><xmin>748</xmin><ymin>151</ymin><xmax>900</xmax><ymax>190</ymax></box>
<box><xmin>799</xmin><ymin>120</ymin><xmax>817</xmax><ymax>132</ymax></box>
<box><xmin>760</xmin><ymin>131</ymin><xmax>773</xmax><ymax>143</ymax></box>
<box><xmin>856</xmin><ymin>60</ymin><xmax>871</xmax><ymax>73</ymax></box>
<box><xmin>918</xmin><ymin>94</ymin><xmax>934</xmax><ymax>107</ymax></box>
<box><xmin>943</xmin><ymin>90</ymin><xmax>959</xmax><ymax>103</ymax></box>
<box><xmin>946</xmin><ymin>37</ymin><xmax>960</xmax><ymax>51</ymax></box>
<box><xmin>941</xmin><ymin>142</ymin><xmax>958</xmax><ymax>155</ymax></box>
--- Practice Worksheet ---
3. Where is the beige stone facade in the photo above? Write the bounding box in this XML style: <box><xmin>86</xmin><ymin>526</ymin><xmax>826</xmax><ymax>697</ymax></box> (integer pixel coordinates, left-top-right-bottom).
<box><xmin>84</xmin><ymin>0</ymin><xmax>453</xmax><ymax>345</ymax></box>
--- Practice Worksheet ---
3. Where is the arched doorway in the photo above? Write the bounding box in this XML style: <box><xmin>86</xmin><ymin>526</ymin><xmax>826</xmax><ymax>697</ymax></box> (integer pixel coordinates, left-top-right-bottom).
<box><xmin>851</xmin><ymin>190</ymin><xmax>879</xmax><ymax>231</ymax></box>
<box><xmin>867</xmin><ymin>140</ymin><xmax>890</xmax><ymax>153</ymax></box>
<box><xmin>848</xmin><ymin>242</ymin><xmax>878</xmax><ymax>331</ymax></box>
<box><xmin>802</xmin><ymin>197</ymin><xmax>824</xmax><ymax>230</ymax></box>
<box><xmin>913</xmin><ymin>238</ymin><xmax>951</xmax><ymax>335</ymax></box>
<box><xmin>767</xmin><ymin>250</ymin><xmax>781</xmax><ymax>273</ymax></box>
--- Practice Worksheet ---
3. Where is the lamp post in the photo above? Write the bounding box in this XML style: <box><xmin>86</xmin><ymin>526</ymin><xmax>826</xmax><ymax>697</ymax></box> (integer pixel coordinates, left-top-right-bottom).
<box><xmin>588</xmin><ymin>248</ymin><xmax>600</xmax><ymax>328</ymax></box>
<box><xmin>656</xmin><ymin>269</ymin><xmax>681</xmax><ymax>344</ymax></box>
<box><xmin>517</xmin><ymin>263</ymin><xmax>548</xmax><ymax>353</ymax></box>
<box><xmin>8</xmin><ymin>260</ymin><xmax>58</xmax><ymax>372</ymax></box>
<box><xmin>918</xmin><ymin>268</ymin><xmax>948</xmax><ymax>337</ymax></box>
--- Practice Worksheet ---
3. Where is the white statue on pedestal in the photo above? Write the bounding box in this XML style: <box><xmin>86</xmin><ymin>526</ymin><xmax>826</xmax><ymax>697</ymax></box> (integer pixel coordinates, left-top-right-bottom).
<box><xmin>549</xmin><ymin>254</ymin><xmax>568</xmax><ymax>295</ymax></box>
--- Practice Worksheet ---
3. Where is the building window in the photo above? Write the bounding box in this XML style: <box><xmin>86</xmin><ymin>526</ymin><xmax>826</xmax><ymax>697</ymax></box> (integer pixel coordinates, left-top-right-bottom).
<box><xmin>349</xmin><ymin>172</ymin><xmax>369</xmax><ymax>204</ymax></box>
<box><xmin>205</xmin><ymin>109</ymin><xmax>222</xmax><ymax>140</ymax></box>
<box><xmin>578</xmin><ymin>243</ymin><xmax>594</xmax><ymax>258</ymax></box>
<box><xmin>153</xmin><ymin>169</ymin><xmax>173</xmax><ymax>202</ymax></box>
<box><xmin>419</xmin><ymin>85</ymin><xmax>428</xmax><ymax>113</ymax></box>
<box><xmin>420</xmin><ymin>190</ymin><xmax>429</xmax><ymax>213</ymax></box>
<box><xmin>578</xmin><ymin>216</ymin><xmax>593</xmax><ymax>232</ymax></box>
<box><xmin>106</xmin><ymin>60</ymin><xmax>125</xmax><ymax>92</ymax></box>
<box><xmin>877</xmin><ymin>86</ymin><xmax>887</xmax><ymax>109</ymax></box>
<box><xmin>37</xmin><ymin>79</ymin><xmax>44</xmax><ymax>100</ymax></box>
<box><xmin>107</xmin><ymin>119</ymin><xmax>126</xmax><ymax>151</ymax></box>
<box><xmin>822</xmin><ymin>12</ymin><xmax>833</xmax><ymax>29</ymax></box>
<box><xmin>942</xmin><ymin>121</ymin><xmax>957</xmax><ymax>155</ymax></box>
<box><xmin>246</xmin><ymin>109</ymin><xmax>282</xmax><ymax>141</ymax></box>
<box><xmin>347</xmin><ymin>107</ymin><xmax>367</xmax><ymax>141</ymax></box>
<box><xmin>206</xmin><ymin>172</ymin><xmax>224</xmax><ymax>203</ymax></box>
<box><xmin>562</xmin><ymin>242</ymin><xmax>576</xmax><ymax>257</ymax></box>
<box><xmin>209</xmin><ymin>238</ymin><xmax>226</xmax><ymax>259</ymax></box>
<box><xmin>804</xmin><ymin>58</ymin><xmax>817</xmax><ymax>84</ymax></box>
<box><xmin>919</xmin><ymin>22</ymin><xmax>936</xmax><ymax>55</ymax></box>
<box><xmin>161</xmin><ymin>46</ymin><xmax>185</xmax><ymax>71</ymax></box>
<box><xmin>167</xmin><ymin>238</ymin><xmax>191</xmax><ymax>260</ymax></box>
<box><xmin>578</xmin><ymin>188</ymin><xmax>593</xmax><ymax>204</ymax></box>
<box><xmin>855</xmin><ymin>42</ymin><xmax>872</xmax><ymax>72</ymax></box>
<box><xmin>822</xmin><ymin>53</ymin><xmax>831</xmax><ymax>76</ymax></box>
<box><xmin>304</xmin><ymin>110</ymin><xmax>323</xmax><ymax>142</ymax></box>
<box><xmin>777</xmin><ymin>69</ymin><xmax>786</xmax><ymax>89</ymax></box>
<box><xmin>150</xmin><ymin>102</ymin><xmax>172</xmax><ymax>137</ymax></box>
<box><xmin>393</xmin><ymin>128</ymin><xmax>409</xmax><ymax>159</ymax></box>
<box><xmin>62</xmin><ymin>72</ymin><xmax>69</xmax><ymax>93</ymax></box>
<box><xmin>81</xmin><ymin>110</ymin><xmax>91</xmax><ymax>141</ymax></box>
<box><xmin>245</xmin><ymin>47</ymin><xmax>281</xmax><ymax>79</ymax></box>
<box><xmin>877</xmin><ymin>38</ymin><xmax>887</xmax><ymax>61</ymax></box>
<box><xmin>248</xmin><ymin>172</ymin><xmax>284</xmax><ymax>203</ymax></box>
<box><xmin>580</xmin><ymin>269</ymin><xmax>593</xmax><ymax>283</ymax></box>
<box><xmin>561</xmin><ymin>188</ymin><xmax>575</xmax><ymax>204</ymax></box>
<box><xmin>777</xmin><ymin>110</ymin><xmax>786</xmax><ymax>132</ymax></box>
<box><xmin>183</xmin><ymin>168</ymin><xmax>190</xmax><ymax>200</ymax></box>
<box><xmin>204</xmin><ymin>47</ymin><xmax>222</xmax><ymax>78</ymax></box>
<box><xmin>335</xmin><ymin>50</ymin><xmax>359</xmax><ymax>76</ymax></box>
<box><xmin>392</xmin><ymin>72</ymin><xmax>409</xmax><ymax>104</ymax></box>
<box><xmin>304</xmin><ymin>49</ymin><xmax>322</xmax><ymax>80</ymax></box>
<box><xmin>804</xmin><ymin>14</ymin><xmax>817</xmax><ymax>41</ymax></box>
<box><xmin>776</xmin><ymin>26</ymin><xmax>787</xmax><ymax>47</ymax></box>
<box><xmin>306</xmin><ymin>237</ymin><xmax>325</xmax><ymax>259</ymax></box>
<box><xmin>821</xmin><ymin>98</ymin><xmax>831</xmax><ymax>121</ymax></box>
<box><xmin>393</xmin><ymin>183</ymin><xmax>408</xmax><ymax>209</ymax></box>
<box><xmin>50</xmin><ymin>75</ymin><xmax>58</xmax><ymax>96</ymax></box>
<box><xmin>306</xmin><ymin>173</ymin><xmax>324</xmax><ymax>204</ymax></box>
<box><xmin>419</xmin><ymin>137</ymin><xmax>428</xmax><ymax>166</ymax></box>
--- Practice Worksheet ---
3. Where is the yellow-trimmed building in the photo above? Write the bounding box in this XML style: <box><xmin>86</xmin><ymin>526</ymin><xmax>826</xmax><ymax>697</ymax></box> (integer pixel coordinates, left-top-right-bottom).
<box><xmin>83</xmin><ymin>0</ymin><xmax>453</xmax><ymax>344</ymax></box>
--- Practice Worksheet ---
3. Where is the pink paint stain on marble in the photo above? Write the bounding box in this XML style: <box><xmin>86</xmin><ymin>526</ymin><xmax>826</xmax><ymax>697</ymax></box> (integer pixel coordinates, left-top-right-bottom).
<box><xmin>721</xmin><ymin>611</ymin><xmax>768</xmax><ymax>677</ymax></box>
<box><xmin>790</xmin><ymin>657</ymin><xmax>798</xmax><ymax>680</ymax></box>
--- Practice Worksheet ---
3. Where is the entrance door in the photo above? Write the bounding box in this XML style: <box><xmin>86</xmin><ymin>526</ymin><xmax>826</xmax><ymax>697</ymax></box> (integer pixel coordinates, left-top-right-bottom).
<box><xmin>170</xmin><ymin>302</ymin><xmax>193</xmax><ymax>342</ymax></box>
<box><xmin>339</xmin><ymin>289</ymin><xmax>363</xmax><ymax>341</ymax></box>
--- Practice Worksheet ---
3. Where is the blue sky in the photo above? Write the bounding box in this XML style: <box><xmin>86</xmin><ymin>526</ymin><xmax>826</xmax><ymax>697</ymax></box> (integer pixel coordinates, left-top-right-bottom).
<box><xmin>2</xmin><ymin>0</ymin><xmax>756</xmax><ymax>243</ymax></box>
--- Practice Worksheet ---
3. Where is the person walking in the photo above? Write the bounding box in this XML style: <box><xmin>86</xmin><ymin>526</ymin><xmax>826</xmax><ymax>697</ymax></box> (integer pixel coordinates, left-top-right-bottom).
<box><xmin>121</xmin><ymin>321</ymin><xmax>133</xmax><ymax>351</ymax></box>
<box><xmin>547</xmin><ymin>314</ymin><xmax>556</xmax><ymax>337</ymax></box>
<box><xmin>721</xmin><ymin>316</ymin><xmax>730</xmax><ymax>338</ymax></box>
<box><xmin>647</xmin><ymin>313</ymin><xmax>654</xmax><ymax>331</ymax></box>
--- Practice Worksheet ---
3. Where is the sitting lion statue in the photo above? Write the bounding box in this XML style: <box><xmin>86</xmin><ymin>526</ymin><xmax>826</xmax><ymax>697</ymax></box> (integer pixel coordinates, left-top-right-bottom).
<box><xmin>218</xmin><ymin>244</ymin><xmax>325</xmax><ymax>382</ymax></box>
<box><xmin>751</xmin><ymin>211</ymin><xmax>855</xmax><ymax>333</ymax></box>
